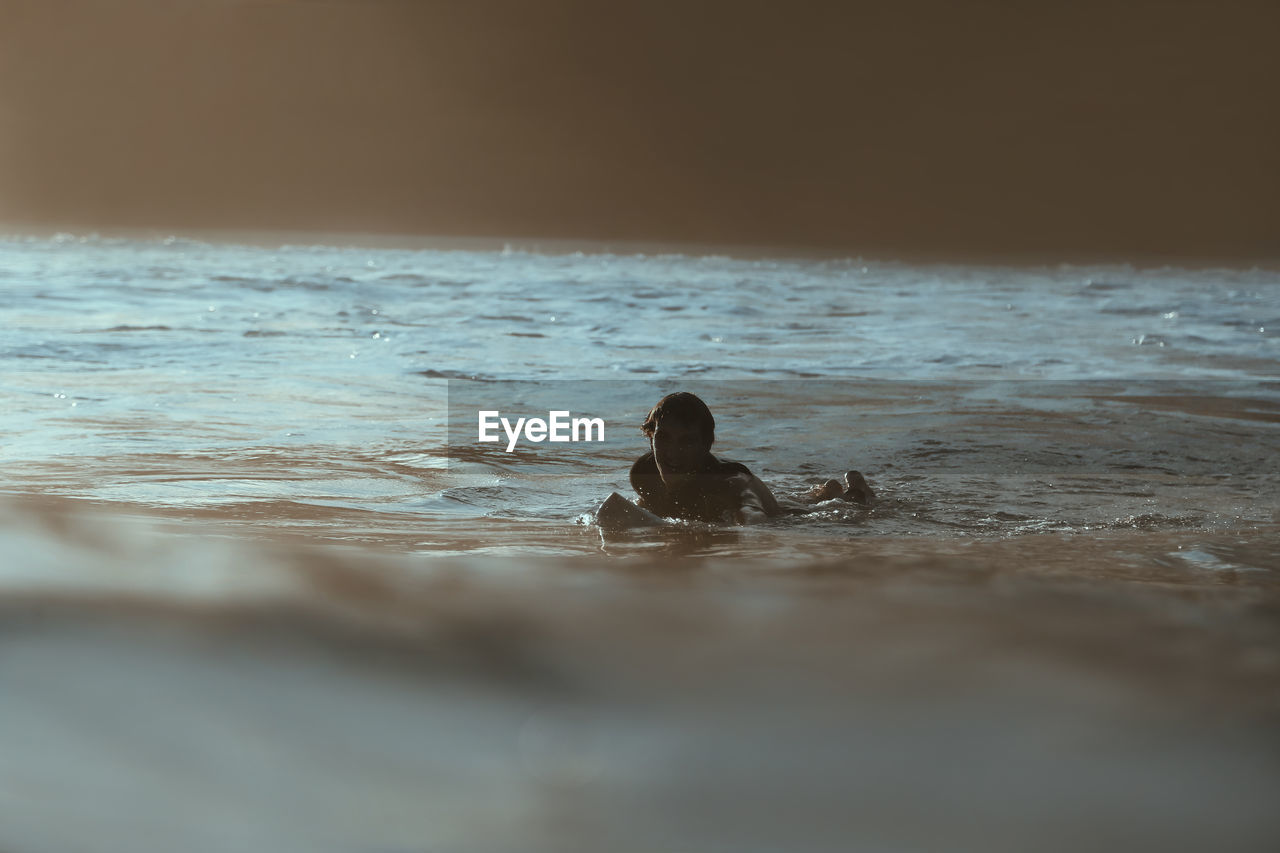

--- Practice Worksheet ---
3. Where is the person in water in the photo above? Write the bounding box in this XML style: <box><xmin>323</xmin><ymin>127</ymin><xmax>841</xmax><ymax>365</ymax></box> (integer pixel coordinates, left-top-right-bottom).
<box><xmin>599</xmin><ymin>391</ymin><xmax>873</xmax><ymax>527</ymax></box>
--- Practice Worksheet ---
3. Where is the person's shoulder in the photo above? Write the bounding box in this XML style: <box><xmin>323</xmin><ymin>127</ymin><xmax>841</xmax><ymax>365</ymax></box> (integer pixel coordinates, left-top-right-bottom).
<box><xmin>710</xmin><ymin>455</ymin><xmax>754</xmax><ymax>478</ymax></box>
<box><xmin>630</xmin><ymin>451</ymin><xmax>657</xmax><ymax>477</ymax></box>
<box><xmin>630</xmin><ymin>451</ymin><xmax>662</xmax><ymax>495</ymax></box>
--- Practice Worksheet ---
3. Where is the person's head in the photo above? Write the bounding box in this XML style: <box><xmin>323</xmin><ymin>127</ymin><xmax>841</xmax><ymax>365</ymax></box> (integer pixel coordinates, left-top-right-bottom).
<box><xmin>641</xmin><ymin>392</ymin><xmax>715</xmax><ymax>479</ymax></box>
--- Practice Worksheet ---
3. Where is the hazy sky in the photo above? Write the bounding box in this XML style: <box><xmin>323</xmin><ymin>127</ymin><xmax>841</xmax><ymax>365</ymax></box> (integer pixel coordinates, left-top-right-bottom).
<box><xmin>1</xmin><ymin>0</ymin><xmax>1276</xmax><ymax>262</ymax></box>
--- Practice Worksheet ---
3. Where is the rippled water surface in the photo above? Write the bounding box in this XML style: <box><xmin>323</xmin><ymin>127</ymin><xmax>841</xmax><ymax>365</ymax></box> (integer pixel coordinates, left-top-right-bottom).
<box><xmin>2</xmin><ymin>232</ymin><xmax>1277</xmax><ymax>558</ymax></box>
<box><xmin>2</xmin><ymin>232</ymin><xmax>1278</xmax><ymax>852</ymax></box>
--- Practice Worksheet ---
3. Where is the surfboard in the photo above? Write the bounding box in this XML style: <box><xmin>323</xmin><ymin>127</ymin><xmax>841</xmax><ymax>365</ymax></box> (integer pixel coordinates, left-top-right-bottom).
<box><xmin>594</xmin><ymin>491</ymin><xmax>669</xmax><ymax>531</ymax></box>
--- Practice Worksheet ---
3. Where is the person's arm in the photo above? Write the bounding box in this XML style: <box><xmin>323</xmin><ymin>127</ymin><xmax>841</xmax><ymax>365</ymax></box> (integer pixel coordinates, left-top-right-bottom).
<box><xmin>727</xmin><ymin>470</ymin><xmax>781</xmax><ymax>524</ymax></box>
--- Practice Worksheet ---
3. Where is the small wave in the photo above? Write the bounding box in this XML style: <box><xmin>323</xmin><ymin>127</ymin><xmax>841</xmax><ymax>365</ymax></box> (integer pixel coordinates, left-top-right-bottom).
<box><xmin>1104</xmin><ymin>513</ymin><xmax>1205</xmax><ymax>530</ymax></box>
<box><xmin>98</xmin><ymin>325</ymin><xmax>173</xmax><ymax>333</ymax></box>
<box><xmin>418</xmin><ymin>369</ymin><xmax>494</xmax><ymax>381</ymax></box>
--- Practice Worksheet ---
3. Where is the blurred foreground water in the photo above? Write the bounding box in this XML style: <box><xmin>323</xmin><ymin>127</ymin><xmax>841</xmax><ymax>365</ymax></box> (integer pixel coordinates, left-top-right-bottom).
<box><xmin>3</xmin><ymin>495</ymin><xmax>1279</xmax><ymax>853</ymax></box>
<box><xmin>1</xmin><ymin>232</ymin><xmax>1278</xmax><ymax>850</ymax></box>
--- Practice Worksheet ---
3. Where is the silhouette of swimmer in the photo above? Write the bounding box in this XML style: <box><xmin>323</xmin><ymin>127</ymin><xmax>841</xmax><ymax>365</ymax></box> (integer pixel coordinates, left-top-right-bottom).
<box><xmin>596</xmin><ymin>391</ymin><xmax>874</xmax><ymax>529</ymax></box>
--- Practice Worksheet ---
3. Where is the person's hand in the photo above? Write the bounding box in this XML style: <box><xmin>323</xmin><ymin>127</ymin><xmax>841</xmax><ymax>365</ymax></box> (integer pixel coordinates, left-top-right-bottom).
<box><xmin>806</xmin><ymin>479</ymin><xmax>844</xmax><ymax>502</ymax></box>
<box><xmin>842</xmin><ymin>470</ymin><xmax>875</xmax><ymax>505</ymax></box>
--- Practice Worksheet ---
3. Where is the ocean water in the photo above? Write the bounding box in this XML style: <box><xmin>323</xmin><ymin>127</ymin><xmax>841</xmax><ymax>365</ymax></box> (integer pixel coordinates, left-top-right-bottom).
<box><xmin>3</xmin><ymin>232</ymin><xmax>1277</xmax><ymax>552</ymax></box>
<box><xmin>2</xmin><ymin>231</ymin><xmax>1278</xmax><ymax>852</ymax></box>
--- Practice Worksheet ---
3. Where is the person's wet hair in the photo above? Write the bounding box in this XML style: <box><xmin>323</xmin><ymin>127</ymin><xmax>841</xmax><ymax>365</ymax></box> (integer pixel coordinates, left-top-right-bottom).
<box><xmin>641</xmin><ymin>392</ymin><xmax>715</xmax><ymax>447</ymax></box>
